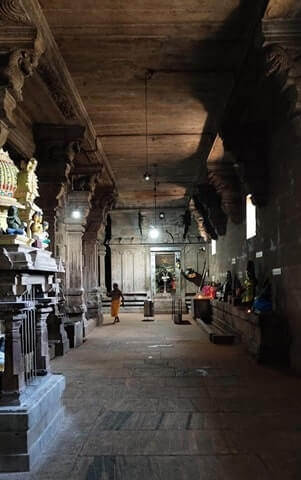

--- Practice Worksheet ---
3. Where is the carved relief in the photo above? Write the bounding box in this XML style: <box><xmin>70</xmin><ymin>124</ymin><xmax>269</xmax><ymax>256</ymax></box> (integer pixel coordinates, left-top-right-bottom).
<box><xmin>191</xmin><ymin>184</ymin><xmax>227</xmax><ymax>241</ymax></box>
<box><xmin>85</xmin><ymin>186</ymin><xmax>117</xmax><ymax>236</ymax></box>
<box><xmin>207</xmin><ymin>138</ymin><xmax>243</xmax><ymax>225</ymax></box>
<box><xmin>0</xmin><ymin>1</ymin><xmax>45</xmax><ymax>147</ymax></box>
<box><xmin>0</xmin><ymin>0</ymin><xmax>31</xmax><ymax>25</ymax></box>
<box><xmin>220</xmin><ymin>41</ymin><xmax>296</xmax><ymax>207</ymax></box>
<box><xmin>189</xmin><ymin>198</ymin><xmax>210</xmax><ymax>242</ymax></box>
<box><xmin>37</xmin><ymin>63</ymin><xmax>77</xmax><ymax>120</ymax></box>
<box><xmin>265</xmin><ymin>0</ymin><xmax>296</xmax><ymax>18</ymax></box>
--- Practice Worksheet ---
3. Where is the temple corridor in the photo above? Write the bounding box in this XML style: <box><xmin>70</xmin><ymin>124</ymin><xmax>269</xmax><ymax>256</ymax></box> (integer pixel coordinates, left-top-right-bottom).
<box><xmin>2</xmin><ymin>314</ymin><xmax>301</xmax><ymax>480</ymax></box>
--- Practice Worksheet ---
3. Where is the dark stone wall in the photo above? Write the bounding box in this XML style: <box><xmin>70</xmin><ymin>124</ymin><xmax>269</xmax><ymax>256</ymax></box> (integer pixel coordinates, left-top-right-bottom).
<box><xmin>209</xmin><ymin>118</ymin><xmax>301</xmax><ymax>372</ymax></box>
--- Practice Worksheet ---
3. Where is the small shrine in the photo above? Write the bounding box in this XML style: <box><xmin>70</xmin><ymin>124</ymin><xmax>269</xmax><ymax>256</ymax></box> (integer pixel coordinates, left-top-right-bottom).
<box><xmin>0</xmin><ymin>149</ymin><xmax>64</xmax><ymax>471</ymax></box>
<box><xmin>0</xmin><ymin>149</ymin><xmax>49</xmax><ymax>248</ymax></box>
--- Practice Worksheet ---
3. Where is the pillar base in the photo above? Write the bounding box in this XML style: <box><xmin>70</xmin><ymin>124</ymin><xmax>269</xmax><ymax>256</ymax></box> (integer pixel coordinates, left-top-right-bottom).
<box><xmin>49</xmin><ymin>338</ymin><xmax>70</xmax><ymax>357</ymax></box>
<box><xmin>47</xmin><ymin>312</ymin><xmax>70</xmax><ymax>357</ymax></box>
<box><xmin>0</xmin><ymin>374</ymin><xmax>65</xmax><ymax>473</ymax></box>
<box><xmin>64</xmin><ymin>319</ymin><xmax>83</xmax><ymax>348</ymax></box>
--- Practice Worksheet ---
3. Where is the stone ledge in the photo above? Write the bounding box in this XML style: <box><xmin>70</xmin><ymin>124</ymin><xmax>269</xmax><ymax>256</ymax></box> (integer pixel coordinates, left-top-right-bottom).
<box><xmin>210</xmin><ymin>300</ymin><xmax>290</xmax><ymax>364</ymax></box>
<box><xmin>0</xmin><ymin>374</ymin><xmax>65</xmax><ymax>472</ymax></box>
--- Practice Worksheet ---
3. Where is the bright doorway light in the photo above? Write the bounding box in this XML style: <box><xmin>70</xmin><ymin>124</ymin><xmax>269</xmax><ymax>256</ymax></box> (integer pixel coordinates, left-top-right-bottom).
<box><xmin>246</xmin><ymin>194</ymin><xmax>256</xmax><ymax>239</ymax></box>
<box><xmin>211</xmin><ymin>239</ymin><xmax>216</xmax><ymax>255</ymax></box>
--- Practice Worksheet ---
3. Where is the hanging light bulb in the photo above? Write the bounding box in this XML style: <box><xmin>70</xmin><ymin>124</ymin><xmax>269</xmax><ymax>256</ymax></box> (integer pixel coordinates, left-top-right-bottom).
<box><xmin>143</xmin><ymin>71</ymin><xmax>152</xmax><ymax>181</ymax></box>
<box><xmin>159</xmin><ymin>211</ymin><xmax>165</xmax><ymax>219</ymax></box>
<box><xmin>149</xmin><ymin>226</ymin><xmax>159</xmax><ymax>239</ymax></box>
<box><xmin>71</xmin><ymin>209</ymin><xmax>81</xmax><ymax>219</ymax></box>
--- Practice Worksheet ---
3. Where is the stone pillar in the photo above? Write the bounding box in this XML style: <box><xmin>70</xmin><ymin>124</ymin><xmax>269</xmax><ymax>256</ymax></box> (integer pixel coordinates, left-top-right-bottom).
<box><xmin>0</xmin><ymin>304</ymin><xmax>27</xmax><ymax>403</ymax></box>
<box><xmin>36</xmin><ymin>301</ymin><xmax>52</xmax><ymax>375</ymax></box>
<box><xmin>83</xmin><ymin>232</ymin><xmax>103</xmax><ymax>327</ymax></box>
<box><xmin>63</xmin><ymin>191</ymin><xmax>91</xmax><ymax>346</ymax></box>
<box><xmin>33</xmin><ymin>124</ymin><xmax>85</xmax><ymax>246</ymax></box>
<box><xmin>98</xmin><ymin>244</ymin><xmax>107</xmax><ymax>295</ymax></box>
<box><xmin>82</xmin><ymin>186</ymin><xmax>117</xmax><ymax>327</ymax></box>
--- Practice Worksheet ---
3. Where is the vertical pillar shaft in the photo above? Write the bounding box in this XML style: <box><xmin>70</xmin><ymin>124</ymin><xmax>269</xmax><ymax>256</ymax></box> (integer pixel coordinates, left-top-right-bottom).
<box><xmin>98</xmin><ymin>245</ymin><xmax>107</xmax><ymax>295</ymax></box>
<box><xmin>83</xmin><ymin>233</ymin><xmax>103</xmax><ymax>326</ymax></box>
<box><xmin>1</xmin><ymin>307</ymin><xmax>26</xmax><ymax>403</ymax></box>
<box><xmin>63</xmin><ymin>191</ymin><xmax>91</xmax><ymax>345</ymax></box>
<box><xmin>36</xmin><ymin>303</ymin><xmax>52</xmax><ymax>375</ymax></box>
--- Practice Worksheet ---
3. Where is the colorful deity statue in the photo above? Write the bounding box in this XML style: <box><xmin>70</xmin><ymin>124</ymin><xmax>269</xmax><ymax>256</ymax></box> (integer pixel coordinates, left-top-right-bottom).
<box><xmin>242</xmin><ymin>260</ymin><xmax>257</xmax><ymax>307</ymax></box>
<box><xmin>7</xmin><ymin>206</ymin><xmax>25</xmax><ymax>235</ymax></box>
<box><xmin>31</xmin><ymin>211</ymin><xmax>43</xmax><ymax>235</ymax></box>
<box><xmin>0</xmin><ymin>148</ymin><xmax>19</xmax><ymax>199</ymax></box>
<box><xmin>14</xmin><ymin>158</ymin><xmax>42</xmax><ymax>238</ymax></box>
<box><xmin>31</xmin><ymin>213</ymin><xmax>51</xmax><ymax>249</ymax></box>
<box><xmin>41</xmin><ymin>221</ymin><xmax>50</xmax><ymax>249</ymax></box>
<box><xmin>0</xmin><ymin>149</ymin><xmax>26</xmax><ymax>236</ymax></box>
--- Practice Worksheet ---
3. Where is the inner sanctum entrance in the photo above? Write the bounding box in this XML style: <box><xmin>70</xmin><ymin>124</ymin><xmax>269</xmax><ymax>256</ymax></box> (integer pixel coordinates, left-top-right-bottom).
<box><xmin>150</xmin><ymin>248</ymin><xmax>181</xmax><ymax>298</ymax></box>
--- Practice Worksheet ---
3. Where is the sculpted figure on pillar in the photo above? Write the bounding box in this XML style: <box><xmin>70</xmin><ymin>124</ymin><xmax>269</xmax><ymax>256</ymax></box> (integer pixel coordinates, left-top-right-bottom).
<box><xmin>14</xmin><ymin>158</ymin><xmax>42</xmax><ymax>239</ymax></box>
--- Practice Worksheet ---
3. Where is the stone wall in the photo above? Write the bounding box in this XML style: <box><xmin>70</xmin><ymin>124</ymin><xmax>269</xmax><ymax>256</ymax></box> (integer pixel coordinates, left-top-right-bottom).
<box><xmin>110</xmin><ymin>208</ymin><xmax>207</xmax><ymax>296</ymax></box>
<box><xmin>208</xmin><ymin>119</ymin><xmax>301</xmax><ymax>371</ymax></box>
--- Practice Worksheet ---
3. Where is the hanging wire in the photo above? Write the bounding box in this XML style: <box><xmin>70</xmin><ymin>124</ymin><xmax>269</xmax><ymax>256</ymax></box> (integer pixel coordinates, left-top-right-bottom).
<box><xmin>153</xmin><ymin>163</ymin><xmax>157</xmax><ymax>227</ymax></box>
<box><xmin>145</xmin><ymin>71</ymin><xmax>149</xmax><ymax>175</ymax></box>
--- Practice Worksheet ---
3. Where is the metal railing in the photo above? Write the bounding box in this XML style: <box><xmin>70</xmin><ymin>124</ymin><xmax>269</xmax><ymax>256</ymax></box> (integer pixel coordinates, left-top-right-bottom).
<box><xmin>21</xmin><ymin>288</ymin><xmax>37</xmax><ymax>385</ymax></box>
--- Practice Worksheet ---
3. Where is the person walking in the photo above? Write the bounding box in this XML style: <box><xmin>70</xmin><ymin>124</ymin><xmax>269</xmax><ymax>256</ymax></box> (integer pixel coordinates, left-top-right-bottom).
<box><xmin>108</xmin><ymin>283</ymin><xmax>125</xmax><ymax>323</ymax></box>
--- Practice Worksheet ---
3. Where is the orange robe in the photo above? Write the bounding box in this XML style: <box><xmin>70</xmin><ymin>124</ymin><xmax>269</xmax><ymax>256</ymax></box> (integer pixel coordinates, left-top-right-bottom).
<box><xmin>111</xmin><ymin>298</ymin><xmax>121</xmax><ymax>317</ymax></box>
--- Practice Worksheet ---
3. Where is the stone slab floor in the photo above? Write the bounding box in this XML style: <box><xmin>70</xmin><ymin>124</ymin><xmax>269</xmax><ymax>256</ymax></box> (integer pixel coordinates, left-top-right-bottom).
<box><xmin>2</xmin><ymin>313</ymin><xmax>301</xmax><ymax>480</ymax></box>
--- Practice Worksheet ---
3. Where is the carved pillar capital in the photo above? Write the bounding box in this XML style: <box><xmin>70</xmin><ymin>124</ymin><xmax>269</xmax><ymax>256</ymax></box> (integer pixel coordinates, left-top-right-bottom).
<box><xmin>64</xmin><ymin>190</ymin><xmax>92</xmax><ymax>231</ymax></box>
<box><xmin>33</xmin><ymin>124</ymin><xmax>85</xmax><ymax>244</ymax></box>
<box><xmin>34</xmin><ymin>124</ymin><xmax>85</xmax><ymax>185</ymax></box>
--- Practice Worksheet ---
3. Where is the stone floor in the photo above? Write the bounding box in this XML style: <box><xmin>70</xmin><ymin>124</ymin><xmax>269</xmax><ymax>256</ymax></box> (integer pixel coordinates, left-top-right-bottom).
<box><xmin>2</xmin><ymin>313</ymin><xmax>301</xmax><ymax>479</ymax></box>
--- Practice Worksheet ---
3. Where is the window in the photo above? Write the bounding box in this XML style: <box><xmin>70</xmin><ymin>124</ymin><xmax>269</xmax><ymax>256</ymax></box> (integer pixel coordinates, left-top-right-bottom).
<box><xmin>246</xmin><ymin>194</ymin><xmax>256</xmax><ymax>239</ymax></box>
<box><xmin>211</xmin><ymin>239</ymin><xmax>216</xmax><ymax>255</ymax></box>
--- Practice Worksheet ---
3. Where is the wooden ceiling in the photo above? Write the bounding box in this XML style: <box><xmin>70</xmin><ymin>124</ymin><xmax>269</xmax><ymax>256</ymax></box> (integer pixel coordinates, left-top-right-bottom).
<box><xmin>40</xmin><ymin>0</ymin><xmax>270</xmax><ymax>207</ymax></box>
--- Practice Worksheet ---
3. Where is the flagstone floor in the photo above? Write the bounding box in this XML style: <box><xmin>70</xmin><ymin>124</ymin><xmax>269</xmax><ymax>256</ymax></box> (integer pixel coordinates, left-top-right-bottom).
<box><xmin>2</xmin><ymin>313</ymin><xmax>301</xmax><ymax>479</ymax></box>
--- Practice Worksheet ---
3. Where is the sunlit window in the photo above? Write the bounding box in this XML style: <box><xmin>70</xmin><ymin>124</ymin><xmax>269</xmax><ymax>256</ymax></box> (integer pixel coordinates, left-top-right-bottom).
<box><xmin>211</xmin><ymin>239</ymin><xmax>216</xmax><ymax>255</ymax></box>
<box><xmin>246</xmin><ymin>194</ymin><xmax>256</xmax><ymax>239</ymax></box>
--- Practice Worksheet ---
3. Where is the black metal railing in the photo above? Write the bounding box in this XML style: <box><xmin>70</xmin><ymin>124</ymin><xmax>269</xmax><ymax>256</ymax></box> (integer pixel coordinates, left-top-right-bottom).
<box><xmin>21</xmin><ymin>288</ymin><xmax>37</xmax><ymax>385</ymax></box>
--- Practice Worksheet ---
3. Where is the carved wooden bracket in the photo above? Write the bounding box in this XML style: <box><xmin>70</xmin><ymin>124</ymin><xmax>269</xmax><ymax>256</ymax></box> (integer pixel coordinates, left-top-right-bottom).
<box><xmin>33</xmin><ymin>123</ymin><xmax>85</xmax><ymax>243</ymax></box>
<box><xmin>34</xmin><ymin>124</ymin><xmax>85</xmax><ymax>185</ymax></box>
<box><xmin>0</xmin><ymin>1</ymin><xmax>45</xmax><ymax>147</ymax></box>
<box><xmin>84</xmin><ymin>186</ymin><xmax>117</xmax><ymax>239</ymax></box>
<box><xmin>189</xmin><ymin>198</ymin><xmax>210</xmax><ymax>242</ymax></box>
<box><xmin>220</xmin><ymin>41</ymin><xmax>296</xmax><ymax>207</ymax></box>
<box><xmin>207</xmin><ymin>136</ymin><xmax>243</xmax><ymax>224</ymax></box>
<box><xmin>191</xmin><ymin>184</ymin><xmax>227</xmax><ymax>241</ymax></box>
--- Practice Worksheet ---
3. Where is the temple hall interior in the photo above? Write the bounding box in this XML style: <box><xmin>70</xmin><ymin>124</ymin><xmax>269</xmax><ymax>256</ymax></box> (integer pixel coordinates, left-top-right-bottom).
<box><xmin>1</xmin><ymin>0</ymin><xmax>301</xmax><ymax>478</ymax></box>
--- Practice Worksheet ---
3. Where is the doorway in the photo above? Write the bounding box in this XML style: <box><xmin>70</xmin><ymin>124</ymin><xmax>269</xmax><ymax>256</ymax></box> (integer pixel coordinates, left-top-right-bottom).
<box><xmin>150</xmin><ymin>249</ymin><xmax>181</xmax><ymax>297</ymax></box>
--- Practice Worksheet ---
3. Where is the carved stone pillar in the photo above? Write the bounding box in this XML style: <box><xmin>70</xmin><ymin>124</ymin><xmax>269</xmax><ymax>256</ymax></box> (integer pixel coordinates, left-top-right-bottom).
<box><xmin>33</xmin><ymin>124</ymin><xmax>85</xmax><ymax>245</ymax></box>
<box><xmin>98</xmin><ymin>244</ymin><xmax>107</xmax><ymax>296</ymax></box>
<box><xmin>83</xmin><ymin>232</ymin><xmax>103</xmax><ymax>327</ymax></box>
<box><xmin>82</xmin><ymin>185</ymin><xmax>116</xmax><ymax>327</ymax></box>
<box><xmin>0</xmin><ymin>304</ymin><xmax>27</xmax><ymax>402</ymax></box>
<box><xmin>35</xmin><ymin>301</ymin><xmax>52</xmax><ymax>375</ymax></box>
<box><xmin>63</xmin><ymin>191</ymin><xmax>91</xmax><ymax>345</ymax></box>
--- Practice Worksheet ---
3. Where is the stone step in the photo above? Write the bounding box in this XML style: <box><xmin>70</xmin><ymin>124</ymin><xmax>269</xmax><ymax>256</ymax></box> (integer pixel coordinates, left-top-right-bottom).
<box><xmin>196</xmin><ymin>318</ymin><xmax>237</xmax><ymax>345</ymax></box>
